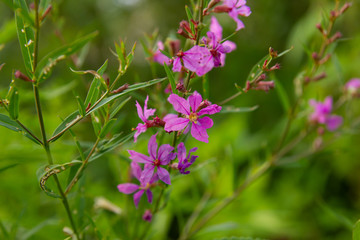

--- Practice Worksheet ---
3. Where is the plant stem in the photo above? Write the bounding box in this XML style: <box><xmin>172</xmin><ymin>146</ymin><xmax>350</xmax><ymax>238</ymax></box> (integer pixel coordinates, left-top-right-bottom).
<box><xmin>15</xmin><ymin>119</ymin><xmax>43</xmax><ymax>145</ymax></box>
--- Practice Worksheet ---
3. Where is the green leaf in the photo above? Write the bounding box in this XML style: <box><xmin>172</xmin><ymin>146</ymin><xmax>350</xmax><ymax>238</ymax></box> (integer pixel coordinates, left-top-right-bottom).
<box><xmin>99</xmin><ymin>119</ymin><xmax>117</xmax><ymax>138</ymax></box>
<box><xmin>35</xmin><ymin>31</ymin><xmax>98</xmax><ymax>83</ymax></box>
<box><xmin>75</xmin><ymin>95</ymin><xmax>85</xmax><ymax>117</ymax></box>
<box><xmin>109</xmin><ymin>96</ymin><xmax>131</xmax><ymax>119</ymax></box>
<box><xmin>164</xmin><ymin>64</ymin><xmax>177</xmax><ymax>94</ymax></box>
<box><xmin>220</xmin><ymin>105</ymin><xmax>258</xmax><ymax>114</ymax></box>
<box><xmin>0</xmin><ymin>220</ymin><xmax>9</xmax><ymax>239</ymax></box>
<box><xmin>86</xmin><ymin>77</ymin><xmax>166</xmax><ymax>115</ymax></box>
<box><xmin>84</xmin><ymin>60</ymin><xmax>108</xmax><ymax>106</ymax></box>
<box><xmin>353</xmin><ymin>220</ymin><xmax>360</xmax><ymax>240</ymax></box>
<box><xmin>51</xmin><ymin>111</ymin><xmax>81</xmax><ymax>142</ymax></box>
<box><xmin>198</xmin><ymin>222</ymin><xmax>239</xmax><ymax>235</ymax></box>
<box><xmin>14</xmin><ymin>0</ymin><xmax>34</xmax><ymax>76</ymax></box>
<box><xmin>0</xmin><ymin>113</ymin><xmax>40</xmax><ymax>144</ymax></box>
<box><xmin>185</xmin><ymin>5</ymin><xmax>194</xmax><ymax>32</ymax></box>
<box><xmin>126</xmin><ymin>42</ymin><xmax>136</xmax><ymax>68</ymax></box>
<box><xmin>71</xmin><ymin>59</ymin><xmax>108</xmax><ymax>89</ymax></box>
<box><xmin>36</xmin><ymin>160</ymin><xmax>82</xmax><ymax>198</ymax></box>
<box><xmin>20</xmin><ymin>219</ymin><xmax>58</xmax><ymax>239</ymax></box>
<box><xmin>91</xmin><ymin>111</ymin><xmax>102</xmax><ymax>136</ymax></box>
<box><xmin>8</xmin><ymin>86</ymin><xmax>19</xmax><ymax>120</ymax></box>
<box><xmin>0</xmin><ymin>163</ymin><xmax>19</xmax><ymax>173</ymax></box>
<box><xmin>0</xmin><ymin>20</ymin><xmax>17</xmax><ymax>44</ymax></box>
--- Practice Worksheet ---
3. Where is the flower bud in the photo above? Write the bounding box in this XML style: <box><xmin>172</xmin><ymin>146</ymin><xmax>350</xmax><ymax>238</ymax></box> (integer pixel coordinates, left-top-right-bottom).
<box><xmin>142</xmin><ymin>210</ymin><xmax>152</xmax><ymax>222</ymax></box>
<box><xmin>339</xmin><ymin>2</ymin><xmax>352</xmax><ymax>15</ymax></box>
<box><xmin>213</xmin><ymin>5</ymin><xmax>232</xmax><ymax>13</ymax></box>
<box><xmin>15</xmin><ymin>70</ymin><xmax>33</xmax><ymax>82</ymax></box>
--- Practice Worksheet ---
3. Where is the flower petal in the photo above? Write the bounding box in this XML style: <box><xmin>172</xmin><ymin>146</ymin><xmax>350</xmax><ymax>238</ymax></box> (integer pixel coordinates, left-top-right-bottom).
<box><xmin>229</xmin><ymin>9</ymin><xmax>245</xmax><ymax>31</ymax></box>
<box><xmin>168</xmin><ymin>94</ymin><xmax>190</xmax><ymax>115</ymax></box>
<box><xmin>198</xmin><ymin>116</ymin><xmax>213</xmax><ymax>129</ymax></box>
<box><xmin>158</xmin><ymin>144</ymin><xmax>175</xmax><ymax>165</ymax></box>
<box><xmin>148</xmin><ymin>134</ymin><xmax>158</xmax><ymax>160</ymax></box>
<box><xmin>140</xmin><ymin>165</ymin><xmax>155</xmax><ymax>184</ymax></box>
<box><xmin>146</xmin><ymin>189</ymin><xmax>153</xmax><ymax>204</ymax></box>
<box><xmin>164</xmin><ymin>117</ymin><xmax>189</xmax><ymax>132</ymax></box>
<box><xmin>128</xmin><ymin>150</ymin><xmax>152</xmax><ymax>163</ymax></box>
<box><xmin>172</xmin><ymin>57</ymin><xmax>182</xmax><ymax>72</ymax></box>
<box><xmin>189</xmin><ymin>91</ymin><xmax>202</xmax><ymax>113</ymax></box>
<box><xmin>134</xmin><ymin>123</ymin><xmax>147</xmax><ymax>142</ymax></box>
<box><xmin>135</xmin><ymin>100</ymin><xmax>145</xmax><ymax>122</ymax></box>
<box><xmin>157</xmin><ymin>167</ymin><xmax>171</xmax><ymax>185</ymax></box>
<box><xmin>210</xmin><ymin>16</ymin><xmax>223</xmax><ymax>41</ymax></box>
<box><xmin>177</xmin><ymin>142</ymin><xmax>186</xmax><ymax>163</ymax></box>
<box><xmin>117</xmin><ymin>183</ymin><xmax>139</xmax><ymax>194</ymax></box>
<box><xmin>133</xmin><ymin>190</ymin><xmax>144</xmax><ymax>208</ymax></box>
<box><xmin>198</xmin><ymin>104</ymin><xmax>222</xmax><ymax>116</ymax></box>
<box><xmin>191</xmin><ymin>122</ymin><xmax>209</xmax><ymax>143</ymax></box>
<box><xmin>131</xmin><ymin>162</ymin><xmax>142</xmax><ymax>181</ymax></box>
<box><xmin>143</xmin><ymin>96</ymin><xmax>156</xmax><ymax>120</ymax></box>
<box><xmin>163</xmin><ymin>113</ymin><xmax>178</xmax><ymax>122</ymax></box>
<box><xmin>326</xmin><ymin>115</ymin><xmax>343</xmax><ymax>131</ymax></box>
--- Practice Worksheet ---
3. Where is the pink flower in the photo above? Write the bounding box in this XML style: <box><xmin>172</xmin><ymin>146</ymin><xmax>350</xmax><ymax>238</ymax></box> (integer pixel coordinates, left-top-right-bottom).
<box><xmin>345</xmin><ymin>78</ymin><xmax>360</xmax><ymax>97</ymax></box>
<box><xmin>309</xmin><ymin>97</ymin><xmax>343</xmax><ymax>131</ymax></box>
<box><xmin>134</xmin><ymin>96</ymin><xmax>156</xmax><ymax>142</ymax></box>
<box><xmin>164</xmin><ymin>91</ymin><xmax>221</xmax><ymax>143</ymax></box>
<box><xmin>153</xmin><ymin>41</ymin><xmax>171</xmax><ymax>65</ymax></box>
<box><xmin>214</xmin><ymin>0</ymin><xmax>251</xmax><ymax>31</ymax></box>
<box><xmin>177</xmin><ymin>142</ymin><xmax>198</xmax><ymax>174</ymax></box>
<box><xmin>128</xmin><ymin>134</ymin><xmax>176</xmax><ymax>185</ymax></box>
<box><xmin>203</xmin><ymin>16</ymin><xmax>237</xmax><ymax>67</ymax></box>
<box><xmin>117</xmin><ymin>162</ymin><xmax>158</xmax><ymax>208</ymax></box>
<box><xmin>172</xmin><ymin>46</ymin><xmax>214</xmax><ymax>76</ymax></box>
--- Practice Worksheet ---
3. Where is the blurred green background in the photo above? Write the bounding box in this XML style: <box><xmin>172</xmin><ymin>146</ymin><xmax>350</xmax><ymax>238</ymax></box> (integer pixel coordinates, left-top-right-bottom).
<box><xmin>1</xmin><ymin>0</ymin><xmax>360</xmax><ymax>239</ymax></box>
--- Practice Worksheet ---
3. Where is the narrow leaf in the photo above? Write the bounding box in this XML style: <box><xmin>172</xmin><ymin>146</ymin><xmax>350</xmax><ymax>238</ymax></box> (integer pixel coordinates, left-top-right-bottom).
<box><xmin>91</xmin><ymin>112</ymin><xmax>102</xmax><ymax>136</ymax></box>
<box><xmin>8</xmin><ymin>86</ymin><xmax>19</xmax><ymax>120</ymax></box>
<box><xmin>51</xmin><ymin>111</ymin><xmax>81</xmax><ymax>141</ymax></box>
<box><xmin>75</xmin><ymin>95</ymin><xmax>85</xmax><ymax>117</ymax></box>
<box><xmin>109</xmin><ymin>96</ymin><xmax>131</xmax><ymax>119</ymax></box>
<box><xmin>164</xmin><ymin>64</ymin><xmax>177</xmax><ymax>94</ymax></box>
<box><xmin>220</xmin><ymin>105</ymin><xmax>258</xmax><ymax>113</ymax></box>
<box><xmin>0</xmin><ymin>163</ymin><xmax>19</xmax><ymax>173</ymax></box>
<box><xmin>272</xmin><ymin>74</ymin><xmax>290</xmax><ymax>112</ymax></box>
<box><xmin>354</xmin><ymin>219</ymin><xmax>360</xmax><ymax>240</ymax></box>
<box><xmin>84</xmin><ymin>60</ymin><xmax>108</xmax><ymax>106</ymax></box>
<box><xmin>99</xmin><ymin>119</ymin><xmax>117</xmax><ymax>138</ymax></box>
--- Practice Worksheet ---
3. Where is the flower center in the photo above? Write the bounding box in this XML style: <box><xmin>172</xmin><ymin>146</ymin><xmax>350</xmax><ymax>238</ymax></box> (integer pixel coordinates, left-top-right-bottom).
<box><xmin>188</xmin><ymin>112</ymin><xmax>198</xmax><ymax>123</ymax></box>
<box><xmin>154</xmin><ymin>159</ymin><xmax>161</xmax><ymax>167</ymax></box>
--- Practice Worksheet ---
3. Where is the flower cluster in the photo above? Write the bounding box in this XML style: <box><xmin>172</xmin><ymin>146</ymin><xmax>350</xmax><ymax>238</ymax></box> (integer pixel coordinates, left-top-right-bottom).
<box><xmin>308</xmin><ymin>97</ymin><xmax>343</xmax><ymax>131</ymax></box>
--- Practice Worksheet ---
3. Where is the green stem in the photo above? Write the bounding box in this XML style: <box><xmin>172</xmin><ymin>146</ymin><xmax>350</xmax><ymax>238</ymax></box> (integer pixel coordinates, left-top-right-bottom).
<box><xmin>15</xmin><ymin>119</ymin><xmax>43</xmax><ymax>145</ymax></box>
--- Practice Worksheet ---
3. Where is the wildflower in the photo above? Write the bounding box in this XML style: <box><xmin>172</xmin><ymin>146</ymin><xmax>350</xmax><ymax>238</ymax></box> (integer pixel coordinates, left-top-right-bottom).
<box><xmin>309</xmin><ymin>97</ymin><xmax>343</xmax><ymax>131</ymax></box>
<box><xmin>203</xmin><ymin>16</ymin><xmax>236</xmax><ymax>67</ymax></box>
<box><xmin>164</xmin><ymin>91</ymin><xmax>221</xmax><ymax>142</ymax></box>
<box><xmin>172</xmin><ymin>46</ymin><xmax>213</xmax><ymax>76</ymax></box>
<box><xmin>128</xmin><ymin>134</ymin><xmax>176</xmax><ymax>185</ymax></box>
<box><xmin>177</xmin><ymin>142</ymin><xmax>198</xmax><ymax>174</ymax></box>
<box><xmin>345</xmin><ymin>78</ymin><xmax>360</xmax><ymax>97</ymax></box>
<box><xmin>117</xmin><ymin>162</ymin><xmax>158</xmax><ymax>208</ymax></box>
<box><xmin>153</xmin><ymin>41</ymin><xmax>171</xmax><ymax>65</ymax></box>
<box><xmin>214</xmin><ymin>0</ymin><xmax>251</xmax><ymax>31</ymax></box>
<box><xmin>142</xmin><ymin>209</ymin><xmax>152</xmax><ymax>222</ymax></box>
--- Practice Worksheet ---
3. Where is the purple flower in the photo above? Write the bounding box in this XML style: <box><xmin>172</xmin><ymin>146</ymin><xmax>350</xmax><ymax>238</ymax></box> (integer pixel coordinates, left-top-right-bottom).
<box><xmin>142</xmin><ymin>209</ymin><xmax>152</xmax><ymax>222</ymax></box>
<box><xmin>134</xmin><ymin>96</ymin><xmax>156</xmax><ymax>142</ymax></box>
<box><xmin>128</xmin><ymin>134</ymin><xmax>176</xmax><ymax>185</ymax></box>
<box><xmin>117</xmin><ymin>162</ymin><xmax>158</xmax><ymax>208</ymax></box>
<box><xmin>164</xmin><ymin>91</ymin><xmax>222</xmax><ymax>143</ymax></box>
<box><xmin>177</xmin><ymin>142</ymin><xmax>198</xmax><ymax>174</ymax></box>
<box><xmin>214</xmin><ymin>0</ymin><xmax>251</xmax><ymax>31</ymax></box>
<box><xmin>153</xmin><ymin>41</ymin><xmax>171</xmax><ymax>65</ymax></box>
<box><xmin>172</xmin><ymin>46</ymin><xmax>214</xmax><ymax>76</ymax></box>
<box><xmin>345</xmin><ymin>78</ymin><xmax>360</xmax><ymax>97</ymax></box>
<box><xmin>309</xmin><ymin>97</ymin><xmax>343</xmax><ymax>131</ymax></box>
<box><xmin>203</xmin><ymin>16</ymin><xmax>236</xmax><ymax>67</ymax></box>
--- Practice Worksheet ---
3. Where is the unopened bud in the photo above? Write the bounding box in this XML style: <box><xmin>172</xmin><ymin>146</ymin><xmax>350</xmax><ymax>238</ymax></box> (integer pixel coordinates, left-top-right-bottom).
<box><xmin>142</xmin><ymin>210</ymin><xmax>152</xmax><ymax>222</ymax></box>
<box><xmin>111</xmin><ymin>83</ymin><xmax>129</xmax><ymax>94</ymax></box>
<box><xmin>41</xmin><ymin>5</ymin><xmax>52</xmax><ymax>21</ymax></box>
<box><xmin>0</xmin><ymin>63</ymin><xmax>5</xmax><ymax>71</ymax></box>
<box><xmin>177</xmin><ymin>29</ymin><xmax>190</xmax><ymax>39</ymax></box>
<box><xmin>15</xmin><ymin>70</ymin><xmax>33</xmax><ymax>82</ymax></box>
<box><xmin>196</xmin><ymin>100</ymin><xmax>211</xmax><ymax>112</ymax></box>
<box><xmin>176</xmin><ymin>82</ymin><xmax>186</xmax><ymax>93</ymax></box>
<box><xmin>328</xmin><ymin>31</ymin><xmax>342</xmax><ymax>44</ymax></box>
<box><xmin>169</xmin><ymin>39</ymin><xmax>180</xmax><ymax>56</ymax></box>
<box><xmin>318</xmin><ymin>54</ymin><xmax>331</xmax><ymax>65</ymax></box>
<box><xmin>254</xmin><ymin>81</ymin><xmax>275</xmax><ymax>92</ymax></box>
<box><xmin>269</xmin><ymin>47</ymin><xmax>278</xmax><ymax>58</ymax></box>
<box><xmin>339</xmin><ymin>2</ymin><xmax>352</xmax><ymax>15</ymax></box>
<box><xmin>85</xmin><ymin>103</ymin><xmax>91</xmax><ymax>112</ymax></box>
<box><xmin>316</xmin><ymin>23</ymin><xmax>324</xmax><ymax>34</ymax></box>
<box><xmin>179</xmin><ymin>20</ymin><xmax>192</xmax><ymax>35</ymax></box>
<box><xmin>269</xmin><ymin>63</ymin><xmax>281</xmax><ymax>71</ymax></box>
<box><xmin>213</xmin><ymin>5</ymin><xmax>232</xmax><ymax>13</ymax></box>
<box><xmin>313</xmin><ymin>72</ymin><xmax>327</xmax><ymax>82</ymax></box>
<box><xmin>312</xmin><ymin>52</ymin><xmax>320</xmax><ymax>61</ymax></box>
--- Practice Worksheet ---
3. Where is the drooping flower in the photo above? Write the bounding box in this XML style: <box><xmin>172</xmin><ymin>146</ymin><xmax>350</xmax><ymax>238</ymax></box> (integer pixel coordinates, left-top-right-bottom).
<box><xmin>345</xmin><ymin>78</ymin><xmax>360</xmax><ymax>97</ymax></box>
<box><xmin>214</xmin><ymin>0</ymin><xmax>251</xmax><ymax>31</ymax></box>
<box><xmin>117</xmin><ymin>162</ymin><xmax>158</xmax><ymax>208</ymax></box>
<box><xmin>142</xmin><ymin>209</ymin><xmax>152</xmax><ymax>222</ymax></box>
<box><xmin>172</xmin><ymin>46</ymin><xmax>214</xmax><ymax>76</ymax></box>
<box><xmin>177</xmin><ymin>142</ymin><xmax>198</xmax><ymax>174</ymax></box>
<box><xmin>309</xmin><ymin>97</ymin><xmax>343</xmax><ymax>131</ymax></box>
<box><xmin>153</xmin><ymin>41</ymin><xmax>171</xmax><ymax>65</ymax></box>
<box><xmin>128</xmin><ymin>134</ymin><xmax>176</xmax><ymax>185</ymax></box>
<box><xmin>164</xmin><ymin>91</ymin><xmax>222</xmax><ymax>143</ymax></box>
<box><xmin>203</xmin><ymin>16</ymin><xmax>236</xmax><ymax>67</ymax></box>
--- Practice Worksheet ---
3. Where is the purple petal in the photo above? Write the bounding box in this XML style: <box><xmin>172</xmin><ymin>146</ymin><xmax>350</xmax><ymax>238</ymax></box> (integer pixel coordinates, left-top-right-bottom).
<box><xmin>164</xmin><ymin>117</ymin><xmax>189</xmax><ymax>132</ymax></box>
<box><xmin>158</xmin><ymin>144</ymin><xmax>175</xmax><ymax>165</ymax></box>
<box><xmin>153</xmin><ymin>42</ymin><xmax>171</xmax><ymax>65</ymax></box>
<box><xmin>237</xmin><ymin>5</ymin><xmax>251</xmax><ymax>17</ymax></box>
<box><xmin>131</xmin><ymin>162</ymin><xmax>142</xmax><ymax>181</ymax></box>
<box><xmin>168</xmin><ymin>94</ymin><xmax>191</xmax><ymax>115</ymax></box>
<box><xmin>117</xmin><ymin>183</ymin><xmax>139</xmax><ymax>194</ymax></box>
<box><xmin>146</xmin><ymin>189</ymin><xmax>153</xmax><ymax>203</ymax></box>
<box><xmin>191</xmin><ymin>123</ymin><xmax>209</xmax><ymax>143</ymax></box>
<box><xmin>134</xmin><ymin>123</ymin><xmax>147</xmax><ymax>143</ymax></box>
<box><xmin>128</xmin><ymin>150</ymin><xmax>152</xmax><ymax>164</ymax></box>
<box><xmin>133</xmin><ymin>190</ymin><xmax>144</xmax><ymax>208</ymax></box>
<box><xmin>229</xmin><ymin>9</ymin><xmax>245</xmax><ymax>31</ymax></box>
<box><xmin>182</xmin><ymin>46</ymin><xmax>214</xmax><ymax>76</ymax></box>
<box><xmin>198</xmin><ymin>104</ymin><xmax>222</xmax><ymax>116</ymax></box>
<box><xmin>221</xmin><ymin>41</ymin><xmax>237</xmax><ymax>53</ymax></box>
<box><xmin>144</xmin><ymin>96</ymin><xmax>156</xmax><ymax>120</ymax></box>
<box><xmin>140</xmin><ymin>165</ymin><xmax>155</xmax><ymax>184</ymax></box>
<box><xmin>326</xmin><ymin>115</ymin><xmax>343</xmax><ymax>131</ymax></box>
<box><xmin>172</xmin><ymin>57</ymin><xmax>182</xmax><ymax>72</ymax></box>
<box><xmin>210</xmin><ymin>16</ymin><xmax>223</xmax><ymax>41</ymax></box>
<box><xmin>198</xmin><ymin>116</ymin><xmax>213</xmax><ymax>129</ymax></box>
<box><xmin>163</xmin><ymin>113</ymin><xmax>178</xmax><ymax>122</ymax></box>
<box><xmin>135</xmin><ymin>100</ymin><xmax>145</xmax><ymax>122</ymax></box>
<box><xmin>189</xmin><ymin>91</ymin><xmax>203</xmax><ymax>113</ymax></box>
<box><xmin>148</xmin><ymin>134</ymin><xmax>158</xmax><ymax>160</ymax></box>
<box><xmin>157</xmin><ymin>167</ymin><xmax>171</xmax><ymax>185</ymax></box>
<box><xmin>177</xmin><ymin>142</ymin><xmax>186</xmax><ymax>163</ymax></box>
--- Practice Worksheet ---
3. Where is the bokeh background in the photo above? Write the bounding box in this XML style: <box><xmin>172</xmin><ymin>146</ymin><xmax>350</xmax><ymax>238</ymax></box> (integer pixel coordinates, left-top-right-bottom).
<box><xmin>1</xmin><ymin>0</ymin><xmax>360</xmax><ymax>239</ymax></box>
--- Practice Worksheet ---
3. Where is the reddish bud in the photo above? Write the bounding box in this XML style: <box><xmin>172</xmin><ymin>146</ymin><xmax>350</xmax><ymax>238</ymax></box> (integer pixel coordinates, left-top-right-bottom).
<box><xmin>340</xmin><ymin>2</ymin><xmax>352</xmax><ymax>15</ymax></box>
<box><xmin>176</xmin><ymin>82</ymin><xmax>186</xmax><ymax>93</ymax></box>
<box><xmin>111</xmin><ymin>83</ymin><xmax>129</xmax><ymax>94</ymax></box>
<box><xmin>85</xmin><ymin>103</ymin><xmax>91</xmax><ymax>112</ymax></box>
<box><xmin>196</xmin><ymin>100</ymin><xmax>211</xmax><ymax>112</ymax></box>
<box><xmin>312</xmin><ymin>52</ymin><xmax>320</xmax><ymax>61</ymax></box>
<box><xmin>15</xmin><ymin>70</ymin><xmax>33</xmax><ymax>82</ymax></box>
<box><xmin>313</xmin><ymin>72</ymin><xmax>327</xmax><ymax>82</ymax></box>
<box><xmin>328</xmin><ymin>31</ymin><xmax>342</xmax><ymax>44</ymax></box>
<box><xmin>169</xmin><ymin>39</ymin><xmax>180</xmax><ymax>56</ymax></box>
<box><xmin>269</xmin><ymin>63</ymin><xmax>281</xmax><ymax>71</ymax></box>
<box><xmin>269</xmin><ymin>47</ymin><xmax>278</xmax><ymax>58</ymax></box>
<box><xmin>41</xmin><ymin>5</ymin><xmax>52</xmax><ymax>21</ymax></box>
<box><xmin>254</xmin><ymin>81</ymin><xmax>275</xmax><ymax>92</ymax></box>
<box><xmin>319</xmin><ymin>54</ymin><xmax>331</xmax><ymax>65</ymax></box>
<box><xmin>316</xmin><ymin>23</ymin><xmax>324</xmax><ymax>34</ymax></box>
<box><xmin>213</xmin><ymin>5</ymin><xmax>232</xmax><ymax>13</ymax></box>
